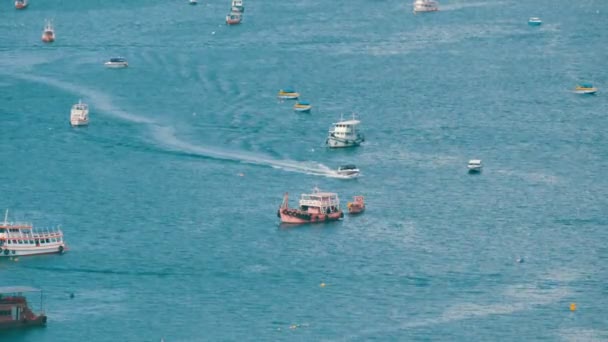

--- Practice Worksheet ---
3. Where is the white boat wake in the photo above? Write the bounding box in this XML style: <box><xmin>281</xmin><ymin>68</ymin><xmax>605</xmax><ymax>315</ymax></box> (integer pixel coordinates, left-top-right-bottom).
<box><xmin>5</xmin><ymin>72</ymin><xmax>344</xmax><ymax>178</ymax></box>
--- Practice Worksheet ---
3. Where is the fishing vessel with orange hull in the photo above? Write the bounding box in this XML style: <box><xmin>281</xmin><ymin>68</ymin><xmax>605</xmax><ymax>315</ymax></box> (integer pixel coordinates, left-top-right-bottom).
<box><xmin>278</xmin><ymin>188</ymin><xmax>344</xmax><ymax>224</ymax></box>
<box><xmin>0</xmin><ymin>287</ymin><xmax>47</xmax><ymax>330</ymax></box>
<box><xmin>347</xmin><ymin>196</ymin><xmax>365</xmax><ymax>214</ymax></box>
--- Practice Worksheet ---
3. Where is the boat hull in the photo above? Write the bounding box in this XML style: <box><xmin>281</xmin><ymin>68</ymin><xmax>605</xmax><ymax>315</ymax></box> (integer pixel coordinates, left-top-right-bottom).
<box><xmin>528</xmin><ymin>21</ymin><xmax>542</xmax><ymax>26</ymax></box>
<box><xmin>15</xmin><ymin>3</ymin><xmax>28</xmax><ymax>9</ymax></box>
<box><xmin>104</xmin><ymin>63</ymin><xmax>128</xmax><ymax>68</ymax></box>
<box><xmin>226</xmin><ymin>18</ymin><xmax>242</xmax><ymax>25</ymax></box>
<box><xmin>0</xmin><ymin>244</ymin><xmax>65</xmax><ymax>257</ymax></box>
<box><xmin>348</xmin><ymin>205</ymin><xmax>365</xmax><ymax>214</ymax></box>
<box><xmin>41</xmin><ymin>34</ymin><xmax>54</xmax><ymax>43</ymax></box>
<box><xmin>70</xmin><ymin>119</ymin><xmax>89</xmax><ymax>126</ymax></box>
<box><xmin>279</xmin><ymin>208</ymin><xmax>343</xmax><ymax>224</ymax></box>
<box><xmin>0</xmin><ymin>315</ymin><xmax>47</xmax><ymax>330</ymax></box>
<box><xmin>468</xmin><ymin>167</ymin><xmax>482</xmax><ymax>173</ymax></box>
<box><xmin>278</xmin><ymin>94</ymin><xmax>299</xmax><ymax>99</ymax></box>
<box><xmin>573</xmin><ymin>89</ymin><xmax>597</xmax><ymax>94</ymax></box>
<box><xmin>294</xmin><ymin>106</ymin><xmax>312</xmax><ymax>112</ymax></box>
<box><xmin>326</xmin><ymin>136</ymin><xmax>364</xmax><ymax>148</ymax></box>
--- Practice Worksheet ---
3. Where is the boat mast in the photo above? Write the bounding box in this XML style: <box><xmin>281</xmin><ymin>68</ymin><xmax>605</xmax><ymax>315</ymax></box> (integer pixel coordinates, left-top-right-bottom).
<box><xmin>3</xmin><ymin>209</ymin><xmax>8</xmax><ymax>225</ymax></box>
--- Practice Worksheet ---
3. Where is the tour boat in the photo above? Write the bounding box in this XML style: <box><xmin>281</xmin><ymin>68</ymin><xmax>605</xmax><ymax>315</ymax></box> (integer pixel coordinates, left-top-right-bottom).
<box><xmin>0</xmin><ymin>287</ymin><xmax>47</xmax><ymax>330</ymax></box>
<box><xmin>0</xmin><ymin>210</ymin><xmax>67</xmax><ymax>257</ymax></box>
<box><xmin>468</xmin><ymin>159</ymin><xmax>482</xmax><ymax>173</ymax></box>
<box><xmin>413</xmin><ymin>0</ymin><xmax>438</xmax><ymax>13</ymax></box>
<box><xmin>293</xmin><ymin>101</ymin><xmax>312</xmax><ymax>112</ymax></box>
<box><xmin>15</xmin><ymin>0</ymin><xmax>28</xmax><ymax>9</ymax></box>
<box><xmin>70</xmin><ymin>99</ymin><xmax>89</xmax><ymax>126</ymax></box>
<box><xmin>528</xmin><ymin>17</ymin><xmax>542</xmax><ymax>26</ymax></box>
<box><xmin>573</xmin><ymin>83</ymin><xmax>597</xmax><ymax>94</ymax></box>
<box><xmin>104</xmin><ymin>57</ymin><xmax>128</xmax><ymax>68</ymax></box>
<box><xmin>277</xmin><ymin>188</ymin><xmax>344</xmax><ymax>224</ymax></box>
<box><xmin>336</xmin><ymin>164</ymin><xmax>360</xmax><ymax>178</ymax></box>
<box><xmin>347</xmin><ymin>196</ymin><xmax>365</xmax><ymax>215</ymax></box>
<box><xmin>277</xmin><ymin>89</ymin><xmax>299</xmax><ymax>100</ymax></box>
<box><xmin>326</xmin><ymin>114</ymin><xmax>365</xmax><ymax>148</ymax></box>
<box><xmin>189</xmin><ymin>0</ymin><xmax>197</xmax><ymax>5</ymax></box>
<box><xmin>226</xmin><ymin>11</ymin><xmax>242</xmax><ymax>25</ymax></box>
<box><xmin>231</xmin><ymin>0</ymin><xmax>244</xmax><ymax>12</ymax></box>
<box><xmin>41</xmin><ymin>20</ymin><xmax>54</xmax><ymax>43</ymax></box>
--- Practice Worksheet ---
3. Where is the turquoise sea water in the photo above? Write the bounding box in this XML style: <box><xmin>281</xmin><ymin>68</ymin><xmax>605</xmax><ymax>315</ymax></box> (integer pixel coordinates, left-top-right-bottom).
<box><xmin>1</xmin><ymin>0</ymin><xmax>608</xmax><ymax>340</ymax></box>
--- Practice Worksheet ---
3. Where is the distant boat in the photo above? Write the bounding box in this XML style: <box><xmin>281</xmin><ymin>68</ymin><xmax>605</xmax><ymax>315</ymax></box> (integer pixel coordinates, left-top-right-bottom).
<box><xmin>326</xmin><ymin>114</ymin><xmax>365</xmax><ymax>148</ymax></box>
<box><xmin>226</xmin><ymin>11</ymin><xmax>242</xmax><ymax>25</ymax></box>
<box><xmin>0</xmin><ymin>209</ymin><xmax>67</xmax><ymax>257</ymax></box>
<box><xmin>277</xmin><ymin>188</ymin><xmax>344</xmax><ymax>224</ymax></box>
<box><xmin>189</xmin><ymin>0</ymin><xmax>197</xmax><ymax>4</ymax></box>
<box><xmin>0</xmin><ymin>287</ymin><xmax>47</xmax><ymax>329</ymax></box>
<box><xmin>15</xmin><ymin>0</ymin><xmax>28</xmax><ymax>10</ymax></box>
<box><xmin>231</xmin><ymin>0</ymin><xmax>244</xmax><ymax>12</ymax></box>
<box><xmin>277</xmin><ymin>89</ymin><xmax>299</xmax><ymax>100</ymax></box>
<box><xmin>104</xmin><ymin>57</ymin><xmax>128</xmax><ymax>68</ymax></box>
<box><xmin>41</xmin><ymin>19</ymin><xmax>55</xmax><ymax>43</ymax></box>
<box><xmin>573</xmin><ymin>83</ymin><xmax>597</xmax><ymax>94</ymax></box>
<box><xmin>413</xmin><ymin>0</ymin><xmax>438</xmax><ymax>13</ymax></box>
<box><xmin>70</xmin><ymin>99</ymin><xmax>89</xmax><ymax>126</ymax></box>
<box><xmin>293</xmin><ymin>101</ymin><xmax>312</xmax><ymax>112</ymax></box>
<box><xmin>528</xmin><ymin>17</ymin><xmax>542</xmax><ymax>26</ymax></box>
<box><xmin>468</xmin><ymin>159</ymin><xmax>482</xmax><ymax>173</ymax></box>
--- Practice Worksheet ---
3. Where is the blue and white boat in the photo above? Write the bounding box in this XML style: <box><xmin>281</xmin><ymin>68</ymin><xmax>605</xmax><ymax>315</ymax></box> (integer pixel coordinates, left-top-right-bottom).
<box><xmin>528</xmin><ymin>17</ymin><xmax>542</xmax><ymax>26</ymax></box>
<box><xmin>293</xmin><ymin>101</ymin><xmax>312</xmax><ymax>112</ymax></box>
<box><xmin>573</xmin><ymin>83</ymin><xmax>597</xmax><ymax>94</ymax></box>
<box><xmin>277</xmin><ymin>88</ymin><xmax>299</xmax><ymax>100</ymax></box>
<box><xmin>104</xmin><ymin>57</ymin><xmax>128</xmax><ymax>68</ymax></box>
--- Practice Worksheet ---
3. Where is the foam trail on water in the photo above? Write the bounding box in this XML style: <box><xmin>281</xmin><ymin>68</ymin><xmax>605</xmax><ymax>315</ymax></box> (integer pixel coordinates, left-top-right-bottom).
<box><xmin>4</xmin><ymin>72</ymin><xmax>342</xmax><ymax>177</ymax></box>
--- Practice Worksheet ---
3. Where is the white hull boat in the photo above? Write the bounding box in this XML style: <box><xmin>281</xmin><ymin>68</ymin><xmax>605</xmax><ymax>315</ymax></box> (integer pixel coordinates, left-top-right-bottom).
<box><xmin>413</xmin><ymin>0</ymin><xmax>438</xmax><ymax>13</ymax></box>
<box><xmin>468</xmin><ymin>159</ymin><xmax>482</xmax><ymax>173</ymax></box>
<box><xmin>326</xmin><ymin>114</ymin><xmax>365</xmax><ymax>148</ymax></box>
<box><xmin>70</xmin><ymin>99</ymin><xmax>89</xmax><ymax>126</ymax></box>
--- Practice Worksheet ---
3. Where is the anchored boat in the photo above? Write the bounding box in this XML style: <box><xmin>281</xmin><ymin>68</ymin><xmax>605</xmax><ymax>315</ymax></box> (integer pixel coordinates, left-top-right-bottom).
<box><xmin>0</xmin><ymin>210</ymin><xmax>67</xmax><ymax>257</ymax></box>
<box><xmin>413</xmin><ymin>0</ymin><xmax>438</xmax><ymax>13</ymax></box>
<box><xmin>468</xmin><ymin>159</ymin><xmax>482</xmax><ymax>173</ymax></box>
<box><xmin>326</xmin><ymin>114</ymin><xmax>365</xmax><ymax>148</ymax></box>
<box><xmin>278</xmin><ymin>188</ymin><xmax>344</xmax><ymax>224</ymax></box>
<box><xmin>226</xmin><ymin>11</ymin><xmax>242</xmax><ymax>25</ymax></box>
<box><xmin>347</xmin><ymin>196</ymin><xmax>365</xmax><ymax>215</ymax></box>
<box><xmin>104</xmin><ymin>57</ymin><xmax>128</xmax><ymax>68</ymax></box>
<box><xmin>528</xmin><ymin>17</ymin><xmax>542</xmax><ymax>26</ymax></box>
<box><xmin>293</xmin><ymin>101</ymin><xmax>312</xmax><ymax>112</ymax></box>
<box><xmin>573</xmin><ymin>83</ymin><xmax>597</xmax><ymax>94</ymax></box>
<box><xmin>231</xmin><ymin>0</ymin><xmax>244</xmax><ymax>12</ymax></box>
<box><xmin>15</xmin><ymin>0</ymin><xmax>28</xmax><ymax>10</ymax></box>
<box><xmin>0</xmin><ymin>287</ymin><xmax>47</xmax><ymax>330</ymax></box>
<box><xmin>277</xmin><ymin>89</ymin><xmax>299</xmax><ymax>100</ymax></box>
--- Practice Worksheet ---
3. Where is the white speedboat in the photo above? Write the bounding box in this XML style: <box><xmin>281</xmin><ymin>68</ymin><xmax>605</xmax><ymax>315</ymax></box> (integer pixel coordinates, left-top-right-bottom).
<box><xmin>104</xmin><ymin>57</ymin><xmax>128</xmax><ymax>68</ymax></box>
<box><xmin>573</xmin><ymin>83</ymin><xmax>597</xmax><ymax>94</ymax></box>
<box><xmin>189</xmin><ymin>0</ymin><xmax>197</xmax><ymax>4</ymax></box>
<box><xmin>413</xmin><ymin>0</ymin><xmax>438</xmax><ymax>13</ymax></box>
<box><xmin>528</xmin><ymin>17</ymin><xmax>542</xmax><ymax>26</ymax></box>
<box><xmin>231</xmin><ymin>0</ymin><xmax>244</xmax><ymax>12</ymax></box>
<box><xmin>70</xmin><ymin>99</ymin><xmax>89</xmax><ymax>126</ymax></box>
<box><xmin>337</xmin><ymin>164</ymin><xmax>360</xmax><ymax>178</ymax></box>
<box><xmin>468</xmin><ymin>159</ymin><xmax>482</xmax><ymax>173</ymax></box>
<box><xmin>326</xmin><ymin>114</ymin><xmax>365</xmax><ymax>148</ymax></box>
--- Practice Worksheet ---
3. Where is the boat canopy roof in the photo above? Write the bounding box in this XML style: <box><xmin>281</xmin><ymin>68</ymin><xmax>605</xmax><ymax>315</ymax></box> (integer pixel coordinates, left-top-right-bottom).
<box><xmin>109</xmin><ymin>57</ymin><xmax>126</xmax><ymax>62</ymax></box>
<box><xmin>339</xmin><ymin>164</ymin><xmax>357</xmax><ymax>170</ymax></box>
<box><xmin>468</xmin><ymin>159</ymin><xmax>482</xmax><ymax>164</ymax></box>
<box><xmin>0</xmin><ymin>286</ymin><xmax>41</xmax><ymax>294</ymax></box>
<box><xmin>281</xmin><ymin>88</ymin><xmax>296</xmax><ymax>93</ymax></box>
<box><xmin>578</xmin><ymin>83</ymin><xmax>594</xmax><ymax>88</ymax></box>
<box><xmin>297</xmin><ymin>101</ymin><xmax>310</xmax><ymax>105</ymax></box>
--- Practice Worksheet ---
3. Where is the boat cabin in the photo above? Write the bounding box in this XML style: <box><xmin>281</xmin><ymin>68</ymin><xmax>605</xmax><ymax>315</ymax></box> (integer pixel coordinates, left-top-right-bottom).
<box><xmin>0</xmin><ymin>287</ymin><xmax>46</xmax><ymax>330</ymax></box>
<box><xmin>298</xmin><ymin>190</ymin><xmax>340</xmax><ymax>215</ymax></box>
<box><xmin>338</xmin><ymin>164</ymin><xmax>358</xmax><ymax>171</ymax></box>
<box><xmin>109</xmin><ymin>57</ymin><xmax>127</xmax><ymax>63</ymax></box>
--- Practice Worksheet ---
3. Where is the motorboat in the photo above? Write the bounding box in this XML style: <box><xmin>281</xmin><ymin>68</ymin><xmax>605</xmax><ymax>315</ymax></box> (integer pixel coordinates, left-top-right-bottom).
<box><xmin>0</xmin><ymin>210</ymin><xmax>67</xmax><ymax>257</ymax></box>
<box><xmin>104</xmin><ymin>57</ymin><xmax>128</xmax><ymax>68</ymax></box>
<box><xmin>277</xmin><ymin>89</ymin><xmax>299</xmax><ymax>100</ymax></box>
<box><xmin>231</xmin><ymin>0</ymin><xmax>244</xmax><ymax>12</ymax></box>
<box><xmin>293</xmin><ymin>101</ymin><xmax>312</xmax><ymax>112</ymax></box>
<box><xmin>347</xmin><ymin>196</ymin><xmax>365</xmax><ymax>215</ymax></box>
<box><xmin>15</xmin><ymin>0</ymin><xmax>28</xmax><ymax>9</ymax></box>
<box><xmin>41</xmin><ymin>20</ymin><xmax>54</xmax><ymax>43</ymax></box>
<box><xmin>326</xmin><ymin>114</ymin><xmax>365</xmax><ymax>148</ymax></box>
<box><xmin>277</xmin><ymin>188</ymin><xmax>344</xmax><ymax>224</ymax></box>
<box><xmin>528</xmin><ymin>17</ymin><xmax>542</xmax><ymax>26</ymax></box>
<box><xmin>573</xmin><ymin>83</ymin><xmax>597</xmax><ymax>94</ymax></box>
<box><xmin>226</xmin><ymin>11</ymin><xmax>242</xmax><ymax>25</ymax></box>
<box><xmin>70</xmin><ymin>99</ymin><xmax>89</xmax><ymax>126</ymax></box>
<box><xmin>189</xmin><ymin>0</ymin><xmax>197</xmax><ymax>4</ymax></box>
<box><xmin>0</xmin><ymin>287</ymin><xmax>47</xmax><ymax>329</ymax></box>
<box><xmin>468</xmin><ymin>159</ymin><xmax>482</xmax><ymax>173</ymax></box>
<box><xmin>413</xmin><ymin>0</ymin><xmax>438</xmax><ymax>13</ymax></box>
<box><xmin>336</xmin><ymin>164</ymin><xmax>360</xmax><ymax>178</ymax></box>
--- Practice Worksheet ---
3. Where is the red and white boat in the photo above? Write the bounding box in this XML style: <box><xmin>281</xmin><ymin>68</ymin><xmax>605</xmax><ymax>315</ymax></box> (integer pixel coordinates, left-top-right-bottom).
<box><xmin>15</xmin><ymin>0</ymin><xmax>28</xmax><ymax>9</ymax></box>
<box><xmin>278</xmin><ymin>188</ymin><xmax>344</xmax><ymax>224</ymax></box>
<box><xmin>226</xmin><ymin>11</ymin><xmax>242</xmax><ymax>25</ymax></box>
<box><xmin>41</xmin><ymin>20</ymin><xmax>55</xmax><ymax>43</ymax></box>
<box><xmin>0</xmin><ymin>286</ymin><xmax>47</xmax><ymax>330</ymax></box>
<box><xmin>0</xmin><ymin>210</ymin><xmax>67</xmax><ymax>257</ymax></box>
<box><xmin>347</xmin><ymin>196</ymin><xmax>365</xmax><ymax>214</ymax></box>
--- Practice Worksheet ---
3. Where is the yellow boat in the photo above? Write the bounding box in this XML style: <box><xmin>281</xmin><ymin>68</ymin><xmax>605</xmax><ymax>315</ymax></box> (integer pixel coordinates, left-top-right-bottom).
<box><xmin>277</xmin><ymin>89</ymin><xmax>299</xmax><ymax>100</ymax></box>
<box><xmin>574</xmin><ymin>83</ymin><xmax>597</xmax><ymax>94</ymax></box>
<box><xmin>293</xmin><ymin>101</ymin><xmax>312</xmax><ymax>112</ymax></box>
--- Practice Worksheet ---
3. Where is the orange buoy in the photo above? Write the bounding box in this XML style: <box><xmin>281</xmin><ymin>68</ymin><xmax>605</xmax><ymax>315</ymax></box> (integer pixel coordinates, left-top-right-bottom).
<box><xmin>570</xmin><ymin>303</ymin><xmax>576</xmax><ymax>311</ymax></box>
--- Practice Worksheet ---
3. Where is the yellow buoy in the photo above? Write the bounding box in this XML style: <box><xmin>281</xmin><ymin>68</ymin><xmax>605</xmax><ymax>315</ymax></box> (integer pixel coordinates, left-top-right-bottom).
<box><xmin>570</xmin><ymin>303</ymin><xmax>576</xmax><ymax>311</ymax></box>
<box><xmin>320</xmin><ymin>282</ymin><xmax>326</xmax><ymax>288</ymax></box>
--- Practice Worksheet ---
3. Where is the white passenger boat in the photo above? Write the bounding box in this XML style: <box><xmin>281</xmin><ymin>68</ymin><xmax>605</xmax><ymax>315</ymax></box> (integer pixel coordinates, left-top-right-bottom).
<box><xmin>413</xmin><ymin>0</ymin><xmax>438</xmax><ymax>13</ymax></box>
<box><xmin>326</xmin><ymin>114</ymin><xmax>365</xmax><ymax>148</ymax></box>
<box><xmin>104</xmin><ymin>57</ymin><xmax>128</xmax><ymax>68</ymax></box>
<box><xmin>0</xmin><ymin>210</ymin><xmax>67</xmax><ymax>257</ymax></box>
<box><xmin>70</xmin><ymin>99</ymin><xmax>89</xmax><ymax>126</ymax></box>
<box><xmin>468</xmin><ymin>159</ymin><xmax>482</xmax><ymax>173</ymax></box>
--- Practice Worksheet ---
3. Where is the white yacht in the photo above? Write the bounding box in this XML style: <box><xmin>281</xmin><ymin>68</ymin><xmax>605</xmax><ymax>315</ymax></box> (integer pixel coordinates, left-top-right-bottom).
<box><xmin>326</xmin><ymin>114</ymin><xmax>365</xmax><ymax>148</ymax></box>
<box><xmin>70</xmin><ymin>99</ymin><xmax>89</xmax><ymax>126</ymax></box>
<box><xmin>413</xmin><ymin>0</ymin><xmax>438</xmax><ymax>13</ymax></box>
<box><xmin>467</xmin><ymin>159</ymin><xmax>482</xmax><ymax>173</ymax></box>
<box><xmin>104</xmin><ymin>57</ymin><xmax>128</xmax><ymax>68</ymax></box>
<box><xmin>231</xmin><ymin>0</ymin><xmax>244</xmax><ymax>12</ymax></box>
<box><xmin>336</xmin><ymin>164</ymin><xmax>360</xmax><ymax>178</ymax></box>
